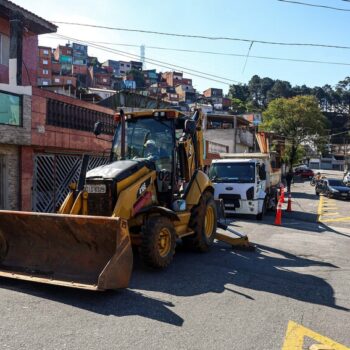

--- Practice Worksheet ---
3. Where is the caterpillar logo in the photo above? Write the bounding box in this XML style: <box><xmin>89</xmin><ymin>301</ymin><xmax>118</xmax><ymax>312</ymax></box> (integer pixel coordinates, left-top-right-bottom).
<box><xmin>137</xmin><ymin>178</ymin><xmax>151</xmax><ymax>198</ymax></box>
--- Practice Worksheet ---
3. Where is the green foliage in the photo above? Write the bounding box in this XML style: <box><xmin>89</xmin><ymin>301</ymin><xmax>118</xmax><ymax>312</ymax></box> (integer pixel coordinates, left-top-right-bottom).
<box><xmin>228</xmin><ymin>75</ymin><xmax>350</xmax><ymax>115</ymax></box>
<box><xmin>281</xmin><ymin>144</ymin><xmax>305</xmax><ymax>166</ymax></box>
<box><xmin>228</xmin><ymin>84</ymin><xmax>249</xmax><ymax>102</ymax></box>
<box><xmin>230</xmin><ymin>98</ymin><xmax>247</xmax><ymax>113</ymax></box>
<box><xmin>262</xmin><ymin>95</ymin><xmax>327</xmax><ymax>167</ymax></box>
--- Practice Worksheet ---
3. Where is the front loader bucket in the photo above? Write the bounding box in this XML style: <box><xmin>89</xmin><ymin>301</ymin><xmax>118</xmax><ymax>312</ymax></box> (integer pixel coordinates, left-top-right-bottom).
<box><xmin>0</xmin><ymin>211</ymin><xmax>133</xmax><ymax>291</ymax></box>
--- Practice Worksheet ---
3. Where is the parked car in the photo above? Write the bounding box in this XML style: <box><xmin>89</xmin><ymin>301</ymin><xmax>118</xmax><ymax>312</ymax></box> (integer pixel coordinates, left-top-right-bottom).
<box><xmin>343</xmin><ymin>171</ymin><xmax>350</xmax><ymax>185</ymax></box>
<box><xmin>294</xmin><ymin>167</ymin><xmax>314</xmax><ymax>179</ymax></box>
<box><xmin>315</xmin><ymin>178</ymin><xmax>350</xmax><ymax>199</ymax></box>
<box><xmin>294</xmin><ymin>164</ymin><xmax>308</xmax><ymax>172</ymax></box>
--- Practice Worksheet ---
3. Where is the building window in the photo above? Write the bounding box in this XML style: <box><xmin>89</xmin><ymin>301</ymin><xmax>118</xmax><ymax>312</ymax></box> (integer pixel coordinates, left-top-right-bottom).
<box><xmin>43</xmin><ymin>69</ymin><xmax>49</xmax><ymax>75</ymax></box>
<box><xmin>67</xmin><ymin>79</ymin><xmax>72</xmax><ymax>84</ymax></box>
<box><xmin>120</xmin><ymin>63</ymin><xmax>124</xmax><ymax>66</ymax></box>
<box><xmin>0</xmin><ymin>33</ymin><xmax>10</xmax><ymax>66</ymax></box>
<box><xmin>43</xmin><ymin>59</ymin><xmax>48</xmax><ymax>65</ymax></box>
<box><xmin>42</xmin><ymin>81</ymin><xmax>49</xmax><ymax>86</ymax></box>
<box><xmin>102</xmin><ymin>78</ymin><xmax>107</xmax><ymax>83</ymax></box>
<box><xmin>0</xmin><ymin>90</ymin><xmax>22</xmax><ymax>126</ymax></box>
<box><xmin>54</xmin><ymin>78</ymin><xmax>60</xmax><ymax>83</ymax></box>
<box><xmin>43</xmin><ymin>49</ymin><xmax>49</xmax><ymax>55</ymax></box>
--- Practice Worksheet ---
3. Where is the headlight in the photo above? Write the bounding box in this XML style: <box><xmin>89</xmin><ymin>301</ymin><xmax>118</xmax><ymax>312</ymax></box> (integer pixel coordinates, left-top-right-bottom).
<box><xmin>330</xmin><ymin>188</ymin><xmax>339</xmax><ymax>193</ymax></box>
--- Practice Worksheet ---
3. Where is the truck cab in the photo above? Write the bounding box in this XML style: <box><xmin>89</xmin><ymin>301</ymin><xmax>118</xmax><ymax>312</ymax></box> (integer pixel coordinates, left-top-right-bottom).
<box><xmin>209</xmin><ymin>153</ymin><xmax>280</xmax><ymax>220</ymax></box>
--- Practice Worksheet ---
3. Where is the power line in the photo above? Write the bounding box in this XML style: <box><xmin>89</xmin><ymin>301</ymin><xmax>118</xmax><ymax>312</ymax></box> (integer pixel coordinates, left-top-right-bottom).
<box><xmin>51</xmin><ymin>21</ymin><xmax>350</xmax><ymax>50</ymax></box>
<box><xmin>277</xmin><ymin>0</ymin><xmax>350</xmax><ymax>12</ymax></box>
<box><xmin>52</xmin><ymin>33</ymin><xmax>239</xmax><ymax>85</ymax></box>
<box><xmin>44</xmin><ymin>36</ymin><xmax>350</xmax><ymax>67</ymax></box>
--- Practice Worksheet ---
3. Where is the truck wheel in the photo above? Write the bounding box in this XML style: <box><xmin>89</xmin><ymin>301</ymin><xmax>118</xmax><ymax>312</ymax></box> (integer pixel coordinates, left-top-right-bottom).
<box><xmin>184</xmin><ymin>191</ymin><xmax>217</xmax><ymax>252</ymax></box>
<box><xmin>140</xmin><ymin>216</ymin><xmax>176</xmax><ymax>268</ymax></box>
<box><xmin>256</xmin><ymin>199</ymin><xmax>266</xmax><ymax>220</ymax></box>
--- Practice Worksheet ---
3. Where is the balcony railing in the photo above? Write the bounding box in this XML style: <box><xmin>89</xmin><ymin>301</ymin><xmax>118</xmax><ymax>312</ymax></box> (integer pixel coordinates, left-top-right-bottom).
<box><xmin>46</xmin><ymin>98</ymin><xmax>115</xmax><ymax>135</ymax></box>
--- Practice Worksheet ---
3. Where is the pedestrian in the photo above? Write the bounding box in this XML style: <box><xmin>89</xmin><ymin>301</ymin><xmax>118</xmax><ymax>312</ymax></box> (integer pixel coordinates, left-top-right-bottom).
<box><xmin>286</xmin><ymin>169</ymin><xmax>294</xmax><ymax>193</ymax></box>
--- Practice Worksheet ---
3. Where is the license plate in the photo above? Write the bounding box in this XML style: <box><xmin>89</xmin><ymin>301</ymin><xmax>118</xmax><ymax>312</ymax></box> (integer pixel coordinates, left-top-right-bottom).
<box><xmin>341</xmin><ymin>193</ymin><xmax>347</xmax><ymax>197</ymax></box>
<box><xmin>84</xmin><ymin>184</ymin><xmax>106</xmax><ymax>194</ymax></box>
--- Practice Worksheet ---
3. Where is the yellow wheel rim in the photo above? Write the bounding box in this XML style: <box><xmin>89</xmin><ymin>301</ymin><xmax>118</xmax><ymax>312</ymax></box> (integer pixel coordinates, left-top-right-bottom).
<box><xmin>158</xmin><ymin>228</ymin><xmax>171</xmax><ymax>257</ymax></box>
<box><xmin>204</xmin><ymin>205</ymin><xmax>215</xmax><ymax>239</ymax></box>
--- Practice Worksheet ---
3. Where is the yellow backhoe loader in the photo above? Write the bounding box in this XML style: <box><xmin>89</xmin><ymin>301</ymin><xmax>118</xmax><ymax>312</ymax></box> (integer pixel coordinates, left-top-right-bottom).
<box><xmin>0</xmin><ymin>109</ymin><xmax>253</xmax><ymax>291</ymax></box>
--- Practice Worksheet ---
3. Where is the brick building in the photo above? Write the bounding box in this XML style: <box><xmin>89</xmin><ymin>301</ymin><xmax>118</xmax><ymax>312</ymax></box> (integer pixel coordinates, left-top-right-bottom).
<box><xmin>0</xmin><ymin>1</ymin><xmax>116</xmax><ymax>212</ymax></box>
<box><xmin>203</xmin><ymin>88</ymin><xmax>223</xmax><ymax>105</ymax></box>
<box><xmin>37</xmin><ymin>46</ymin><xmax>52</xmax><ymax>86</ymax></box>
<box><xmin>0</xmin><ymin>0</ymin><xmax>57</xmax><ymax>210</ymax></box>
<box><xmin>24</xmin><ymin>88</ymin><xmax>115</xmax><ymax>211</ymax></box>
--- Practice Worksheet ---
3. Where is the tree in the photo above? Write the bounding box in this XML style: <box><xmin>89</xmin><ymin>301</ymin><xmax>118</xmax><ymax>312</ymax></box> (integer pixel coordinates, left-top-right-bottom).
<box><xmin>228</xmin><ymin>83</ymin><xmax>250</xmax><ymax>102</ymax></box>
<box><xmin>260</xmin><ymin>77</ymin><xmax>275</xmax><ymax>108</ymax></box>
<box><xmin>336</xmin><ymin>77</ymin><xmax>350</xmax><ymax>115</ymax></box>
<box><xmin>230</xmin><ymin>98</ymin><xmax>247</xmax><ymax>113</ymax></box>
<box><xmin>267</xmin><ymin>80</ymin><xmax>292</xmax><ymax>101</ymax></box>
<box><xmin>248</xmin><ymin>75</ymin><xmax>262</xmax><ymax>108</ymax></box>
<box><xmin>262</xmin><ymin>95</ymin><xmax>327</xmax><ymax>168</ymax></box>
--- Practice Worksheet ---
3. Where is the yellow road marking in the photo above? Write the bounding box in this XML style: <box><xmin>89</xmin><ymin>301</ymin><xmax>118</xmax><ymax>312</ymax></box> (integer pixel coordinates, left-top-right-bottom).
<box><xmin>317</xmin><ymin>195</ymin><xmax>324</xmax><ymax>222</ymax></box>
<box><xmin>320</xmin><ymin>217</ymin><xmax>350</xmax><ymax>223</ymax></box>
<box><xmin>282</xmin><ymin>320</ymin><xmax>349</xmax><ymax>350</ymax></box>
<box><xmin>317</xmin><ymin>195</ymin><xmax>350</xmax><ymax>223</ymax></box>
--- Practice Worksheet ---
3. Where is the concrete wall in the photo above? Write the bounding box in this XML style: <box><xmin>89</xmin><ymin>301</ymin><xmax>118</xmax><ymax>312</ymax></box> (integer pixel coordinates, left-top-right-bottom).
<box><xmin>0</xmin><ymin>144</ymin><xmax>19</xmax><ymax>210</ymax></box>
<box><xmin>204</xmin><ymin>128</ymin><xmax>251</xmax><ymax>153</ymax></box>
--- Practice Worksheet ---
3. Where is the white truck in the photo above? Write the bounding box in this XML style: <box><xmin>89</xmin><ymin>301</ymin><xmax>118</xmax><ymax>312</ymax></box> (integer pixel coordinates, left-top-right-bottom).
<box><xmin>209</xmin><ymin>153</ymin><xmax>281</xmax><ymax>220</ymax></box>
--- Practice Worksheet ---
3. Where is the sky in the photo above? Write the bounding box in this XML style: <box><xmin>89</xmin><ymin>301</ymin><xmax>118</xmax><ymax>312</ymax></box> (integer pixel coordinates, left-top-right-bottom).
<box><xmin>14</xmin><ymin>0</ymin><xmax>350</xmax><ymax>94</ymax></box>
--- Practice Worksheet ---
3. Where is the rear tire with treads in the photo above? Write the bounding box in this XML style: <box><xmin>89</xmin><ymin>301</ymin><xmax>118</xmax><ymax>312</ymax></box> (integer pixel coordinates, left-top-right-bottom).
<box><xmin>183</xmin><ymin>191</ymin><xmax>217</xmax><ymax>252</ymax></box>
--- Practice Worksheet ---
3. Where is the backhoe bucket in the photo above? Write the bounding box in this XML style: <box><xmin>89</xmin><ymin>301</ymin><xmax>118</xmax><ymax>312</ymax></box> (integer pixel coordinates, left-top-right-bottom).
<box><xmin>0</xmin><ymin>211</ymin><xmax>133</xmax><ymax>291</ymax></box>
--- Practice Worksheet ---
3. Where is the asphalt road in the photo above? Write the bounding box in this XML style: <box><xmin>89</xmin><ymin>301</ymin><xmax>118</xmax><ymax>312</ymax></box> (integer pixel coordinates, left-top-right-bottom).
<box><xmin>0</xmin><ymin>179</ymin><xmax>349</xmax><ymax>350</ymax></box>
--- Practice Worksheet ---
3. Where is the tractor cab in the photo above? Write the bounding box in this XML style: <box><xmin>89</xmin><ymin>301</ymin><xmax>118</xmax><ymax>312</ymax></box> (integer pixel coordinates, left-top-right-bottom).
<box><xmin>109</xmin><ymin>109</ymin><xmax>199</xmax><ymax>208</ymax></box>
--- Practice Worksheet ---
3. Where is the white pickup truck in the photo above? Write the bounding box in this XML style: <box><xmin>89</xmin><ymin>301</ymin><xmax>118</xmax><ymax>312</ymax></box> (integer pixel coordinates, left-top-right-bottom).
<box><xmin>209</xmin><ymin>153</ymin><xmax>281</xmax><ymax>220</ymax></box>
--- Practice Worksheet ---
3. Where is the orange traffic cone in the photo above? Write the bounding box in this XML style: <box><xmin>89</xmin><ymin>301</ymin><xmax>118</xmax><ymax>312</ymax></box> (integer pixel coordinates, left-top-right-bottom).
<box><xmin>280</xmin><ymin>185</ymin><xmax>285</xmax><ymax>203</ymax></box>
<box><xmin>274</xmin><ymin>200</ymin><xmax>282</xmax><ymax>225</ymax></box>
<box><xmin>286</xmin><ymin>193</ymin><xmax>292</xmax><ymax>212</ymax></box>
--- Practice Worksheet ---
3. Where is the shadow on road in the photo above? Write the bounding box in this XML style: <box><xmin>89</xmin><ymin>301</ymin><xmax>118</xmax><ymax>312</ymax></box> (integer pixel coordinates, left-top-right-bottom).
<box><xmin>1</xmin><ymin>241</ymin><xmax>347</xmax><ymax>326</ymax></box>
<box><xmin>292</xmin><ymin>191</ymin><xmax>317</xmax><ymax>200</ymax></box>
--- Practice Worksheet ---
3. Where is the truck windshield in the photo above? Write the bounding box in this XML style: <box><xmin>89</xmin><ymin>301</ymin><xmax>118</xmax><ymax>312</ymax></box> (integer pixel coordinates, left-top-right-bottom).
<box><xmin>209</xmin><ymin>162</ymin><xmax>255</xmax><ymax>183</ymax></box>
<box><xmin>112</xmin><ymin>117</ymin><xmax>174</xmax><ymax>171</ymax></box>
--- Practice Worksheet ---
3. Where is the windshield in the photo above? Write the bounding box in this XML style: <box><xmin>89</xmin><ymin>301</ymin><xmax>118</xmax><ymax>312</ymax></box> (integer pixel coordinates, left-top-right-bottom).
<box><xmin>112</xmin><ymin>117</ymin><xmax>174</xmax><ymax>171</ymax></box>
<box><xmin>328</xmin><ymin>179</ymin><xmax>346</xmax><ymax>187</ymax></box>
<box><xmin>209</xmin><ymin>162</ymin><xmax>255</xmax><ymax>183</ymax></box>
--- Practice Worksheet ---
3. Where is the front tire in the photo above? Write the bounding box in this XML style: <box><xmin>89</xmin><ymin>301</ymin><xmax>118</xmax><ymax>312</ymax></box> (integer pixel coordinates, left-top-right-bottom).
<box><xmin>184</xmin><ymin>191</ymin><xmax>217</xmax><ymax>252</ymax></box>
<box><xmin>140</xmin><ymin>216</ymin><xmax>176</xmax><ymax>268</ymax></box>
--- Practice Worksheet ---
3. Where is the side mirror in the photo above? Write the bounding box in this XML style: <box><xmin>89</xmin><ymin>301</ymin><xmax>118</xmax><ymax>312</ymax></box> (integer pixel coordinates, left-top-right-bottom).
<box><xmin>184</xmin><ymin>119</ymin><xmax>196</xmax><ymax>135</ymax></box>
<box><xmin>93</xmin><ymin>121</ymin><xmax>102</xmax><ymax>136</ymax></box>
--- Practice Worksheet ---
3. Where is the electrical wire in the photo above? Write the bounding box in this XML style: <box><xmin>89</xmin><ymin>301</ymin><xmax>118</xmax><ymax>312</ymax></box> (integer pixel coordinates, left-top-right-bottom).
<box><xmin>44</xmin><ymin>35</ymin><xmax>350</xmax><ymax>67</ymax></box>
<box><xmin>277</xmin><ymin>0</ymin><xmax>350</xmax><ymax>12</ymax></box>
<box><xmin>52</xmin><ymin>33</ymin><xmax>241</xmax><ymax>85</ymax></box>
<box><xmin>51</xmin><ymin>21</ymin><xmax>350</xmax><ymax>50</ymax></box>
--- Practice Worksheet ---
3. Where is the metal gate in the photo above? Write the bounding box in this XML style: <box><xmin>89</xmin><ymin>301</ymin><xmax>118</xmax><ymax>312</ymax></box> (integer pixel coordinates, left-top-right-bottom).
<box><xmin>32</xmin><ymin>154</ymin><xmax>109</xmax><ymax>212</ymax></box>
